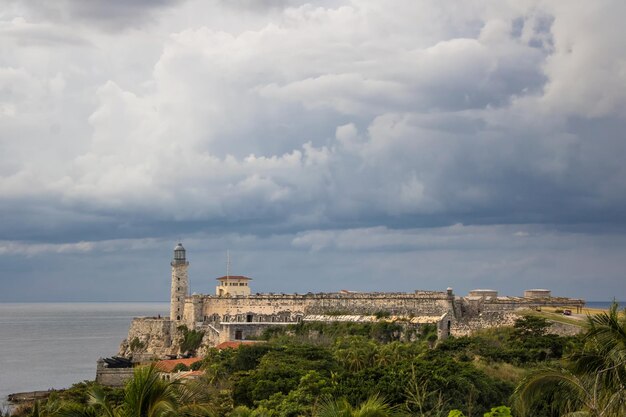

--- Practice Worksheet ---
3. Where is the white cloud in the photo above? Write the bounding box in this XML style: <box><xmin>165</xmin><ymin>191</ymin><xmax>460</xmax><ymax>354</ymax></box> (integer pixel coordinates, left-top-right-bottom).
<box><xmin>540</xmin><ymin>1</ymin><xmax>626</xmax><ymax>117</ymax></box>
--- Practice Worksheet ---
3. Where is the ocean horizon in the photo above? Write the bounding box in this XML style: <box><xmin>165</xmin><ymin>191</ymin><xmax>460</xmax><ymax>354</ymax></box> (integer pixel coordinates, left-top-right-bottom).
<box><xmin>1</xmin><ymin>300</ymin><xmax>624</xmax><ymax>405</ymax></box>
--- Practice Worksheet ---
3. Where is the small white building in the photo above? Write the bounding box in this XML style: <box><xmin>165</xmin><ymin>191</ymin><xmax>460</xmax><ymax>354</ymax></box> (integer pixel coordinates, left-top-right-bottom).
<box><xmin>216</xmin><ymin>275</ymin><xmax>252</xmax><ymax>297</ymax></box>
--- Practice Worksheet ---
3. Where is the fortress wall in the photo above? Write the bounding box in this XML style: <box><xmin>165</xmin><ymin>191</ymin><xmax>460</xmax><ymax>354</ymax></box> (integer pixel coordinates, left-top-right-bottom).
<box><xmin>456</xmin><ymin>297</ymin><xmax>586</xmax><ymax>317</ymax></box>
<box><xmin>95</xmin><ymin>368</ymin><xmax>134</xmax><ymax>387</ymax></box>
<box><xmin>198</xmin><ymin>292</ymin><xmax>453</xmax><ymax>320</ymax></box>
<box><xmin>450</xmin><ymin>312</ymin><xmax>518</xmax><ymax>337</ymax></box>
<box><xmin>200</xmin><ymin>295</ymin><xmax>307</xmax><ymax>318</ymax></box>
<box><xmin>95</xmin><ymin>360</ymin><xmax>134</xmax><ymax>387</ymax></box>
<box><xmin>118</xmin><ymin>318</ymin><xmax>177</xmax><ymax>358</ymax></box>
<box><xmin>479</xmin><ymin>298</ymin><xmax>585</xmax><ymax>313</ymax></box>
<box><xmin>305</xmin><ymin>294</ymin><xmax>451</xmax><ymax>315</ymax></box>
<box><xmin>449</xmin><ymin>310</ymin><xmax>584</xmax><ymax>337</ymax></box>
<box><xmin>183</xmin><ymin>295</ymin><xmax>205</xmax><ymax>327</ymax></box>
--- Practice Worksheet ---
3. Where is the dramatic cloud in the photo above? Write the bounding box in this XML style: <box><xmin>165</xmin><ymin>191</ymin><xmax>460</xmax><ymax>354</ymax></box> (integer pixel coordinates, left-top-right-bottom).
<box><xmin>1</xmin><ymin>0</ymin><xmax>625</xmax><ymax>300</ymax></box>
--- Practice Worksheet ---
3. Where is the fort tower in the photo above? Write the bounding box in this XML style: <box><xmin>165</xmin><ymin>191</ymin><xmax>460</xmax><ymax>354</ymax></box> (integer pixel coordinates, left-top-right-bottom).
<box><xmin>170</xmin><ymin>243</ymin><xmax>189</xmax><ymax>321</ymax></box>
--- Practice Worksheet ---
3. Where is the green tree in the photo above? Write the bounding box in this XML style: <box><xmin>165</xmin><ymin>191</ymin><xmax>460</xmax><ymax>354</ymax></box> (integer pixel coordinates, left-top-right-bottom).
<box><xmin>511</xmin><ymin>316</ymin><xmax>549</xmax><ymax>340</ymax></box>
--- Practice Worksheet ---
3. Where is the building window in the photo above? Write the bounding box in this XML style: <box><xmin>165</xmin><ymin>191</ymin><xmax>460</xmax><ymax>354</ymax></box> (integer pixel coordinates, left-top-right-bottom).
<box><xmin>235</xmin><ymin>330</ymin><xmax>243</xmax><ymax>340</ymax></box>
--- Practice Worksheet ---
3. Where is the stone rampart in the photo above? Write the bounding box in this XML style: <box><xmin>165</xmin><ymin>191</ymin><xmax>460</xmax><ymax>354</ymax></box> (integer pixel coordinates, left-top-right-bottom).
<box><xmin>195</xmin><ymin>291</ymin><xmax>453</xmax><ymax>327</ymax></box>
<box><xmin>450</xmin><ymin>312</ymin><xmax>518</xmax><ymax>337</ymax></box>
<box><xmin>95</xmin><ymin>367</ymin><xmax>135</xmax><ymax>387</ymax></box>
<box><xmin>118</xmin><ymin>317</ymin><xmax>177</xmax><ymax>359</ymax></box>
<box><xmin>482</xmin><ymin>297</ymin><xmax>585</xmax><ymax>312</ymax></box>
<box><xmin>95</xmin><ymin>359</ymin><xmax>135</xmax><ymax>387</ymax></box>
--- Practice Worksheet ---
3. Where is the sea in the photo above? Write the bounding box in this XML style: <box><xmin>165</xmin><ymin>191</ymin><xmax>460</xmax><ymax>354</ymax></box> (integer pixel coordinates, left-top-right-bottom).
<box><xmin>0</xmin><ymin>301</ymin><xmax>624</xmax><ymax>406</ymax></box>
<box><xmin>584</xmin><ymin>301</ymin><xmax>626</xmax><ymax>310</ymax></box>
<box><xmin>0</xmin><ymin>302</ymin><xmax>168</xmax><ymax>406</ymax></box>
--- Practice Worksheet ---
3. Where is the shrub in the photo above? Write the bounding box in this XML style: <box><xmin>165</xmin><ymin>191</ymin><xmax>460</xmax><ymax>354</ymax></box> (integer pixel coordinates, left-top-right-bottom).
<box><xmin>374</xmin><ymin>310</ymin><xmax>391</xmax><ymax>319</ymax></box>
<box><xmin>173</xmin><ymin>363</ymin><xmax>190</xmax><ymax>372</ymax></box>
<box><xmin>178</xmin><ymin>325</ymin><xmax>205</xmax><ymax>353</ymax></box>
<box><xmin>130</xmin><ymin>337</ymin><xmax>145</xmax><ymax>351</ymax></box>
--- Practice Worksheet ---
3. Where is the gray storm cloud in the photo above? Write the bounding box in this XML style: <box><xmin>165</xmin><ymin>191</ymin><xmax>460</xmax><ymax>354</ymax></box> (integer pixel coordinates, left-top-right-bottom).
<box><xmin>0</xmin><ymin>0</ymin><xmax>625</xmax><ymax>300</ymax></box>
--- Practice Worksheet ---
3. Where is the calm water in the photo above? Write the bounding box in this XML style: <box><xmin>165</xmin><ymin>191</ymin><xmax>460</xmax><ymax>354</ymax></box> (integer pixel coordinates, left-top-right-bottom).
<box><xmin>585</xmin><ymin>301</ymin><xmax>626</xmax><ymax>310</ymax></box>
<box><xmin>0</xmin><ymin>302</ymin><xmax>168</xmax><ymax>405</ymax></box>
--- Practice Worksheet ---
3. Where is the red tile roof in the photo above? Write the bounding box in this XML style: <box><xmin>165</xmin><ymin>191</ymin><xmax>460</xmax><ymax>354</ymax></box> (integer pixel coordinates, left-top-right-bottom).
<box><xmin>155</xmin><ymin>358</ymin><xmax>202</xmax><ymax>373</ymax></box>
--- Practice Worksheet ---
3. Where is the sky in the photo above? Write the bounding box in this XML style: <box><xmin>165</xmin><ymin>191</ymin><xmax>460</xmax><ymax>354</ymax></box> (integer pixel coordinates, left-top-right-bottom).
<box><xmin>1</xmin><ymin>0</ymin><xmax>625</xmax><ymax>302</ymax></box>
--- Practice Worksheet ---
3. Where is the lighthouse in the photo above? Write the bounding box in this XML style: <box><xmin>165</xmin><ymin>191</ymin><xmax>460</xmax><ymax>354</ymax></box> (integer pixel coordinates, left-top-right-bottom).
<box><xmin>170</xmin><ymin>243</ymin><xmax>189</xmax><ymax>321</ymax></box>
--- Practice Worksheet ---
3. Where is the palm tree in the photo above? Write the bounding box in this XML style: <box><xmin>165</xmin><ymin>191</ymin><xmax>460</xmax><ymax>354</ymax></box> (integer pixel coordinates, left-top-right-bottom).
<box><xmin>57</xmin><ymin>364</ymin><xmax>214</xmax><ymax>417</ymax></box>
<box><xmin>333</xmin><ymin>337</ymin><xmax>377</xmax><ymax>372</ymax></box>
<box><xmin>315</xmin><ymin>395</ymin><xmax>399</xmax><ymax>417</ymax></box>
<box><xmin>570</xmin><ymin>303</ymin><xmax>626</xmax><ymax>392</ymax></box>
<box><xmin>116</xmin><ymin>365</ymin><xmax>180</xmax><ymax>417</ymax></box>
<box><xmin>515</xmin><ymin>366</ymin><xmax>625</xmax><ymax>417</ymax></box>
<box><xmin>29</xmin><ymin>397</ymin><xmax>65</xmax><ymax>417</ymax></box>
<box><xmin>514</xmin><ymin>303</ymin><xmax>626</xmax><ymax>417</ymax></box>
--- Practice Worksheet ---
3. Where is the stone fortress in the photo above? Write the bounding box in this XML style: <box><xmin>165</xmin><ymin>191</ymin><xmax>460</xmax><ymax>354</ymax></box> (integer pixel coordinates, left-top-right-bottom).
<box><xmin>118</xmin><ymin>243</ymin><xmax>585</xmax><ymax>360</ymax></box>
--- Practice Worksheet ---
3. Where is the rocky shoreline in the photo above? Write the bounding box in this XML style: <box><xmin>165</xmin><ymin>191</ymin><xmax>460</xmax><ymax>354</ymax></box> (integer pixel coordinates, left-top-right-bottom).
<box><xmin>6</xmin><ymin>390</ymin><xmax>56</xmax><ymax>404</ymax></box>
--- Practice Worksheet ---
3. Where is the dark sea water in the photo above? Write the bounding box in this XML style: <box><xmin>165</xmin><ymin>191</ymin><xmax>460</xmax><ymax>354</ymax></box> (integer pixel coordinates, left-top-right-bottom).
<box><xmin>585</xmin><ymin>301</ymin><xmax>626</xmax><ymax>310</ymax></box>
<box><xmin>0</xmin><ymin>302</ymin><xmax>168</xmax><ymax>405</ymax></box>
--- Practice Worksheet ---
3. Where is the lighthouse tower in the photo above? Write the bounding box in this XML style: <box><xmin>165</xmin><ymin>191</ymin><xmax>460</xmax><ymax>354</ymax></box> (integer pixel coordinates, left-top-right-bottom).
<box><xmin>170</xmin><ymin>243</ymin><xmax>189</xmax><ymax>321</ymax></box>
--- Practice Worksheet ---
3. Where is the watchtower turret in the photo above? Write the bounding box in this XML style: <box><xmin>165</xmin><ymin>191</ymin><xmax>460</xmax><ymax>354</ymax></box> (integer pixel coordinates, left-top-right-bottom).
<box><xmin>170</xmin><ymin>243</ymin><xmax>189</xmax><ymax>321</ymax></box>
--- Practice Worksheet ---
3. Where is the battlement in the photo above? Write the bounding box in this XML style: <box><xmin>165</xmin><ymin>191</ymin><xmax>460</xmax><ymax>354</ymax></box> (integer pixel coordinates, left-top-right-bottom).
<box><xmin>202</xmin><ymin>290</ymin><xmax>449</xmax><ymax>301</ymax></box>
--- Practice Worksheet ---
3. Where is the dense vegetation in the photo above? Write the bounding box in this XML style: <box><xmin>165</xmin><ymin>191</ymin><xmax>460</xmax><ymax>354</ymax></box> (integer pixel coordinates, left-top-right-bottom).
<box><xmin>14</xmin><ymin>306</ymin><xmax>626</xmax><ymax>417</ymax></box>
